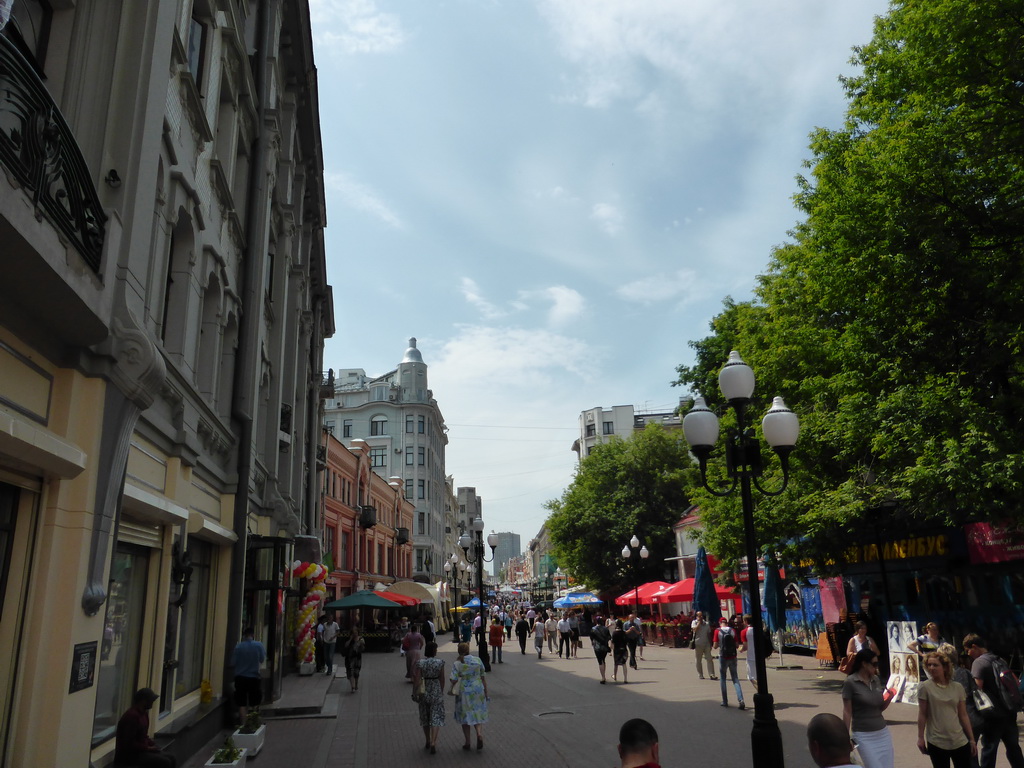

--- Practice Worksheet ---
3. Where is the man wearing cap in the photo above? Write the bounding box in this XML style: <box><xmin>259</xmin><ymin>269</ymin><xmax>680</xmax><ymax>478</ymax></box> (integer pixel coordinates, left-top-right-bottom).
<box><xmin>114</xmin><ymin>687</ymin><xmax>176</xmax><ymax>767</ymax></box>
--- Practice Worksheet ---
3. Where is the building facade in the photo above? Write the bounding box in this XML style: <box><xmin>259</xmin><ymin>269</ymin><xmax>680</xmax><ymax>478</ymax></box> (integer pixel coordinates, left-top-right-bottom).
<box><xmin>324</xmin><ymin>339</ymin><xmax>448</xmax><ymax>583</ymax></box>
<box><xmin>492</xmin><ymin>531</ymin><xmax>521</xmax><ymax>579</ymax></box>
<box><xmin>571</xmin><ymin>403</ymin><xmax>684</xmax><ymax>460</ymax></box>
<box><xmin>0</xmin><ymin>2</ymin><xmax>331</xmax><ymax>765</ymax></box>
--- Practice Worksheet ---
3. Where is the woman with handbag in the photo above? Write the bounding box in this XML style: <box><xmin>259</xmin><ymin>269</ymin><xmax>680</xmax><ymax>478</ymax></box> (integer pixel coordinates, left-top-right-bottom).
<box><xmin>413</xmin><ymin>641</ymin><xmax>445</xmax><ymax>753</ymax></box>
<box><xmin>917</xmin><ymin>651</ymin><xmax>977</xmax><ymax>768</ymax></box>
<box><xmin>449</xmin><ymin>642</ymin><xmax>488</xmax><ymax>750</ymax></box>
<box><xmin>842</xmin><ymin>649</ymin><xmax>895</xmax><ymax>768</ymax></box>
<box><xmin>842</xmin><ymin>621</ymin><xmax>880</xmax><ymax>673</ymax></box>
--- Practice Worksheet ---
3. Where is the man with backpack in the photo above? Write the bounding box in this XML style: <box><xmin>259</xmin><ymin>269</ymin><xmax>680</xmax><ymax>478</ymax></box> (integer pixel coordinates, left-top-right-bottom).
<box><xmin>964</xmin><ymin>634</ymin><xmax>1024</xmax><ymax>768</ymax></box>
<box><xmin>713</xmin><ymin>616</ymin><xmax>746</xmax><ymax>709</ymax></box>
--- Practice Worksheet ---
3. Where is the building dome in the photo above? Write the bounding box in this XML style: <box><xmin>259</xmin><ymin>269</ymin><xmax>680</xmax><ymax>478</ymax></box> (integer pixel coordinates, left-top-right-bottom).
<box><xmin>402</xmin><ymin>337</ymin><xmax>424</xmax><ymax>364</ymax></box>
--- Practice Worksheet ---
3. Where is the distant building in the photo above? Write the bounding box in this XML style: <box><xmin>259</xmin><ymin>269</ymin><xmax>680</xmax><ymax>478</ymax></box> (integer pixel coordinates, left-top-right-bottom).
<box><xmin>323</xmin><ymin>339</ymin><xmax>448</xmax><ymax>583</ymax></box>
<box><xmin>571</xmin><ymin>403</ymin><xmax>685</xmax><ymax>460</ymax></box>
<box><xmin>492</xmin><ymin>531</ymin><xmax>522</xmax><ymax>578</ymax></box>
<box><xmin>456</xmin><ymin>486</ymin><xmax>483</xmax><ymax>539</ymax></box>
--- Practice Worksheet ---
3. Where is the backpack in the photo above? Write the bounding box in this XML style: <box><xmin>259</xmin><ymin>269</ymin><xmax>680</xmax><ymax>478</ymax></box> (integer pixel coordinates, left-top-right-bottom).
<box><xmin>988</xmin><ymin>655</ymin><xmax>1023</xmax><ymax>713</ymax></box>
<box><xmin>719</xmin><ymin>627</ymin><xmax>736</xmax><ymax>657</ymax></box>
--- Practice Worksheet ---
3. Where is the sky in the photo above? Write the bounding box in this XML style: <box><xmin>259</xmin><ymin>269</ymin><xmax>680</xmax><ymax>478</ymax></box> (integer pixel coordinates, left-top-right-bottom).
<box><xmin>310</xmin><ymin>0</ymin><xmax>892</xmax><ymax>546</ymax></box>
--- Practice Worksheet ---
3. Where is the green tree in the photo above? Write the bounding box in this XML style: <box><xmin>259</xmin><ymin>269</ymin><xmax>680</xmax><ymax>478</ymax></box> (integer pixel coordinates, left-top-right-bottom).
<box><xmin>676</xmin><ymin>0</ymin><xmax>1024</xmax><ymax>570</ymax></box>
<box><xmin>545</xmin><ymin>425</ymin><xmax>692</xmax><ymax>593</ymax></box>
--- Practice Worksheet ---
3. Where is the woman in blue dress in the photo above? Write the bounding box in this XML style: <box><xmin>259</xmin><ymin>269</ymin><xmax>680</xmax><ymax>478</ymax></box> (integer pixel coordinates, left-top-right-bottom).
<box><xmin>413</xmin><ymin>642</ymin><xmax>445</xmax><ymax>753</ymax></box>
<box><xmin>448</xmin><ymin>641</ymin><xmax>489</xmax><ymax>750</ymax></box>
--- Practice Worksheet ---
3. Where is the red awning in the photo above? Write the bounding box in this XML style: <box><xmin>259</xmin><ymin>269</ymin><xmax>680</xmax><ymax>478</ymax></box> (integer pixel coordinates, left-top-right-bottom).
<box><xmin>614</xmin><ymin>581</ymin><xmax>674</xmax><ymax>606</ymax></box>
<box><xmin>375</xmin><ymin>590</ymin><xmax>419</xmax><ymax>606</ymax></box>
<box><xmin>649</xmin><ymin>578</ymin><xmax>738</xmax><ymax>604</ymax></box>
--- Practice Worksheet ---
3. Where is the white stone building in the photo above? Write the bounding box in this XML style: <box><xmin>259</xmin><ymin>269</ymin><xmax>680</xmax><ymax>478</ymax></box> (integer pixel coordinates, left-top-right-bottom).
<box><xmin>571</xmin><ymin>403</ymin><xmax>685</xmax><ymax>460</ymax></box>
<box><xmin>324</xmin><ymin>339</ymin><xmax>448</xmax><ymax>582</ymax></box>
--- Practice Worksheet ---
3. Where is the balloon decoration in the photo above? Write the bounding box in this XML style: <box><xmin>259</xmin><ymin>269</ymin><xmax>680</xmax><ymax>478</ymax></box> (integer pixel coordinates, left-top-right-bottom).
<box><xmin>292</xmin><ymin>560</ymin><xmax>327</xmax><ymax>665</ymax></box>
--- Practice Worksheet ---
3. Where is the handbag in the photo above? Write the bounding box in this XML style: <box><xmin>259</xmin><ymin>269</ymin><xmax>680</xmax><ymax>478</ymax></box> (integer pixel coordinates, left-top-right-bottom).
<box><xmin>450</xmin><ymin>678</ymin><xmax>461</xmax><ymax>696</ymax></box>
<box><xmin>689</xmin><ymin>638</ymin><xmax>696</xmax><ymax>650</ymax></box>
<box><xmin>973</xmin><ymin>687</ymin><xmax>995</xmax><ymax>714</ymax></box>
<box><xmin>839</xmin><ymin>653</ymin><xmax>856</xmax><ymax>674</ymax></box>
<box><xmin>412</xmin><ymin>676</ymin><xmax>426</xmax><ymax>703</ymax></box>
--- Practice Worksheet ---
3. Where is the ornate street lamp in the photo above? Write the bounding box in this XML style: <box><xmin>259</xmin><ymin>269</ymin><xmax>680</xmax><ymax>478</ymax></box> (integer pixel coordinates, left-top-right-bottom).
<box><xmin>683</xmin><ymin>350</ymin><xmax>799</xmax><ymax>768</ymax></box>
<box><xmin>620</xmin><ymin>535</ymin><xmax>649</xmax><ymax>616</ymax></box>
<box><xmin>460</xmin><ymin>517</ymin><xmax>498</xmax><ymax>671</ymax></box>
<box><xmin>443</xmin><ymin>553</ymin><xmax>467</xmax><ymax>640</ymax></box>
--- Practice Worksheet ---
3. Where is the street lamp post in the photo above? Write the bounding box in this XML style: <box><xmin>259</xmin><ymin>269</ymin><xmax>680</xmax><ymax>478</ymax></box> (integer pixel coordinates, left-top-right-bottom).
<box><xmin>682</xmin><ymin>350</ymin><xmax>799</xmax><ymax>768</ymax></box>
<box><xmin>460</xmin><ymin>517</ymin><xmax>498</xmax><ymax>671</ymax></box>
<box><xmin>620</xmin><ymin>535</ymin><xmax>649</xmax><ymax>616</ymax></box>
<box><xmin>444</xmin><ymin>554</ymin><xmax>467</xmax><ymax>641</ymax></box>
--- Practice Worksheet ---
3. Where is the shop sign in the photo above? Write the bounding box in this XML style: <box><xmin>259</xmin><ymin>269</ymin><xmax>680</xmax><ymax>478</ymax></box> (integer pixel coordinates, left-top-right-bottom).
<box><xmin>844</xmin><ymin>533</ymin><xmax>949</xmax><ymax>564</ymax></box>
<box><xmin>69</xmin><ymin>641</ymin><xmax>98</xmax><ymax>694</ymax></box>
<box><xmin>965</xmin><ymin>522</ymin><xmax>1024</xmax><ymax>564</ymax></box>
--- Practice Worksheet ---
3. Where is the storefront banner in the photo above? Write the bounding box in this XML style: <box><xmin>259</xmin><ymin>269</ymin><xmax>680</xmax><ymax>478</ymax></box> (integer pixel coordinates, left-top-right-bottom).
<box><xmin>818</xmin><ymin>576</ymin><xmax>846</xmax><ymax>624</ymax></box>
<box><xmin>965</xmin><ymin>522</ymin><xmax>1024</xmax><ymax>564</ymax></box>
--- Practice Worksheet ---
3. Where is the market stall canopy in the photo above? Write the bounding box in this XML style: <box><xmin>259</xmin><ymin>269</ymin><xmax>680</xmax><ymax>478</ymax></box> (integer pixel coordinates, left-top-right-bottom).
<box><xmin>614</xmin><ymin>581</ymin><xmax>674</xmax><ymax>606</ymax></box>
<box><xmin>649</xmin><ymin>578</ymin><xmax>738</xmax><ymax>604</ymax></box>
<box><xmin>462</xmin><ymin>596</ymin><xmax>488</xmax><ymax>608</ymax></box>
<box><xmin>554</xmin><ymin>592</ymin><xmax>603</xmax><ymax>608</ymax></box>
<box><xmin>375</xmin><ymin>590</ymin><xmax>419</xmax><ymax>606</ymax></box>
<box><xmin>324</xmin><ymin>590</ymin><xmax>402</xmax><ymax>610</ymax></box>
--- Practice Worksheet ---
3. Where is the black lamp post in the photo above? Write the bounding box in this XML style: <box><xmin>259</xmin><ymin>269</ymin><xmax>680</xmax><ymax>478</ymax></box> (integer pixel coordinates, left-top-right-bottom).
<box><xmin>460</xmin><ymin>517</ymin><xmax>498</xmax><ymax>671</ymax></box>
<box><xmin>621</xmin><ymin>536</ymin><xmax>649</xmax><ymax>616</ymax></box>
<box><xmin>683</xmin><ymin>350</ymin><xmax>799</xmax><ymax>768</ymax></box>
<box><xmin>444</xmin><ymin>554</ymin><xmax>467</xmax><ymax>641</ymax></box>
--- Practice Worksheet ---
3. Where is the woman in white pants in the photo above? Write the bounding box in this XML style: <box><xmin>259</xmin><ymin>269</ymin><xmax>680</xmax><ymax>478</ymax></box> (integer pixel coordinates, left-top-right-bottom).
<box><xmin>842</xmin><ymin>649</ymin><xmax>895</xmax><ymax>768</ymax></box>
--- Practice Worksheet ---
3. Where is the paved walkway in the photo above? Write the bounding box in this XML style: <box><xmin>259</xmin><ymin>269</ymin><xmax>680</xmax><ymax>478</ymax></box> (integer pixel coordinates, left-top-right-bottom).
<box><xmin>183</xmin><ymin>636</ymin><xmax>1018</xmax><ymax>768</ymax></box>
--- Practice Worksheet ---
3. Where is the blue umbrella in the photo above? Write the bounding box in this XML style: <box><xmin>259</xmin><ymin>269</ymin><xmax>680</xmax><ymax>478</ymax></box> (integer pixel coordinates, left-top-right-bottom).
<box><xmin>763</xmin><ymin>555</ymin><xmax>786</xmax><ymax>633</ymax></box>
<box><xmin>691</xmin><ymin>547</ymin><xmax>722</xmax><ymax>625</ymax></box>
<box><xmin>462</xmin><ymin>596</ymin><xmax>487</xmax><ymax>608</ymax></box>
<box><xmin>553</xmin><ymin>592</ymin><xmax>603</xmax><ymax>608</ymax></box>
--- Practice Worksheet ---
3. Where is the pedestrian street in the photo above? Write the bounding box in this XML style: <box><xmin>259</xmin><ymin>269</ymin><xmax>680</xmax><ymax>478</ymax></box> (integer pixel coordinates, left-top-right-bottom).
<box><xmin>182</xmin><ymin>632</ymin><xmax>1016</xmax><ymax>768</ymax></box>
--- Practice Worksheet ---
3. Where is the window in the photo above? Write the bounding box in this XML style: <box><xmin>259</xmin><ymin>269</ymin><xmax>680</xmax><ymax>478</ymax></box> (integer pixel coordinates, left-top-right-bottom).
<box><xmin>404</xmin><ymin>479</ymin><xmax>413</xmax><ymax>499</ymax></box>
<box><xmin>377</xmin><ymin>544</ymin><xmax>384</xmax><ymax>573</ymax></box>
<box><xmin>340</xmin><ymin>531</ymin><xmax>349</xmax><ymax>570</ymax></box>
<box><xmin>417</xmin><ymin>480</ymin><xmax>425</xmax><ymax>499</ymax></box>
<box><xmin>406</xmin><ymin>416</ymin><xmax>414</xmax><ymax>433</ymax></box>
<box><xmin>187</xmin><ymin>15</ymin><xmax>207</xmax><ymax>86</ymax></box>
<box><xmin>325</xmin><ymin>526</ymin><xmax>337</xmax><ymax>566</ymax></box>
<box><xmin>2</xmin><ymin>0</ymin><xmax>52</xmax><ymax>74</ymax></box>
<box><xmin>418</xmin><ymin>446</ymin><xmax>425</xmax><ymax>466</ymax></box>
<box><xmin>416</xmin><ymin>549</ymin><xmax>424</xmax><ymax>572</ymax></box>
<box><xmin>417</xmin><ymin>416</ymin><xmax>425</xmax><ymax>434</ymax></box>
<box><xmin>405</xmin><ymin>446</ymin><xmax>413</xmax><ymax>466</ymax></box>
<box><xmin>586</xmin><ymin>423</ymin><xmax>596</xmax><ymax>437</ymax></box>
<box><xmin>370</xmin><ymin>447</ymin><xmax>387</xmax><ymax>467</ymax></box>
<box><xmin>92</xmin><ymin>544</ymin><xmax>150</xmax><ymax>745</ymax></box>
<box><xmin>175</xmin><ymin>539</ymin><xmax>212</xmax><ymax>698</ymax></box>
<box><xmin>342</xmin><ymin>419</ymin><xmax>353</xmax><ymax>438</ymax></box>
<box><xmin>418</xmin><ymin>511</ymin><xmax>426</xmax><ymax>535</ymax></box>
<box><xmin>370</xmin><ymin>416</ymin><xmax>388</xmax><ymax>436</ymax></box>
<box><xmin>371</xmin><ymin>386</ymin><xmax>388</xmax><ymax>402</ymax></box>
<box><xmin>603</xmin><ymin>421</ymin><xmax>614</xmax><ymax>435</ymax></box>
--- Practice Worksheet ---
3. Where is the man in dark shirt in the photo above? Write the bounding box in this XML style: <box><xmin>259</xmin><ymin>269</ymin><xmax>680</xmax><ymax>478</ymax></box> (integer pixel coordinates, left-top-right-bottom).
<box><xmin>114</xmin><ymin>688</ymin><xmax>175</xmax><ymax>767</ymax></box>
<box><xmin>964</xmin><ymin>634</ymin><xmax>1024</xmax><ymax>768</ymax></box>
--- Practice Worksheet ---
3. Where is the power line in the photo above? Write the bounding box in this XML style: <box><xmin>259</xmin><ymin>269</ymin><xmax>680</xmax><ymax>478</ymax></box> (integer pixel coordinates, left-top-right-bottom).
<box><xmin>447</xmin><ymin>423</ymin><xmax>577</xmax><ymax>431</ymax></box>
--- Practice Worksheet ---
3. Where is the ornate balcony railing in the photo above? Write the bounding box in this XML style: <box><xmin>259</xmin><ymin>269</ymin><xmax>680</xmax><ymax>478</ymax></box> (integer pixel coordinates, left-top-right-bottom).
<box><xmin>0</xmin><ymin>34</ymin><xmax>106</xmax><ymax>272</ymax></box>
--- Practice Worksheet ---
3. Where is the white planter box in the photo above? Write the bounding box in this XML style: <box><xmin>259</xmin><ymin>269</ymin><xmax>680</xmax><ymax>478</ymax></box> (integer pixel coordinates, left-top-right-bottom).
<box><xmin>204</xmin><ymin>747</ymin><xmax>248</xmax><ymax>766</ymax></box>
<box><xmin>299</xmin><ymin>661</ymin><xmax>316</xmax><ymax>675</ymax></box>
<box><xmin>232</xmin><ymin>724</ymin><xmax>266</xmax><ymax>757</ymax></box>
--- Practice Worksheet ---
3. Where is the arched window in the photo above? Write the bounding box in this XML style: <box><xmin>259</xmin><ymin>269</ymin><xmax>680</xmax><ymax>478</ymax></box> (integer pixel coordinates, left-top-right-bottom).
<box><xmin>370</xmin><ymin>415</ymin><xmax>387</xmax><ymax>436</ymax></box>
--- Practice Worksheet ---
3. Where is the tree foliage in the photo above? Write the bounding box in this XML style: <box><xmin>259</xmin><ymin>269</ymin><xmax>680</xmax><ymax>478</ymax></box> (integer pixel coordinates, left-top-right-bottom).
<box><xmin>545</xmin><ymin>425</ymin><xmax>692</xmax><ymax>593</ymax></box>
<box><xmin>675</xmin><ymin>0</ymin><xmax>1024</xmax><ymax>571</ymax></box>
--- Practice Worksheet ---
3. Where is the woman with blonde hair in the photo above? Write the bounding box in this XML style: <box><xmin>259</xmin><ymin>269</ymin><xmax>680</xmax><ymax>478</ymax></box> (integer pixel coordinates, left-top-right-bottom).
<box><xmin>917</xmin><ymin>651</ymin><xmax>976</xmax><ymax>768</ymax></box>
<box><xmin>449</xmin><ymin>642</ymin><xmax>488</xmax><ymax>750</ymax></box>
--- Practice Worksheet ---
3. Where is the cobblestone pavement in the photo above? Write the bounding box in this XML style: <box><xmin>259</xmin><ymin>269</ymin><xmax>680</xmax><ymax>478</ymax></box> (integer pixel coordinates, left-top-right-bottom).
<box><xmin>185</xmin><ymin>636</ymin><xmax>1018</xmax><ymax>768</ymax></box>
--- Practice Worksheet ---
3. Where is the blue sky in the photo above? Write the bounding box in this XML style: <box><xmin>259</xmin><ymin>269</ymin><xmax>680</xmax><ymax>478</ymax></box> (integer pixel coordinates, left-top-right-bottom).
<box><xmin>311</xmin><ymin>0</ymin><xmax>891</xmax><ymax>546</ymax></box>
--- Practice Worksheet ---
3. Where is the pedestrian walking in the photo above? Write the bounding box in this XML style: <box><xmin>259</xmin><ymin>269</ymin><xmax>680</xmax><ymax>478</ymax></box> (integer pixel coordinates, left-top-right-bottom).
<box><xmin>320</xmin><ymin>612</ymin><xmax>340</xmax><ymax>675</ymax></box>
<box><xmin>449</xmin><ymin>642</ymin><xmax>488</xmax><ymax>751</ymax></box>
<box><xmin>230</xmin><ymin>627</ymin><xmax>266</xmax><ymax>723</ymax></box>
<box><xmin>342</xmin><ymin>627</ymin><xmax>364</xmax><ymax>693</ymax></box>
<box><xmin>841</xmin><ymin>648</ymin><xmax>894</xmax><ymax>768</ymax></box>
<box><xmin>557</xmin><ymin>614</ymin><xmax>572</xmax><ymax>658</ymax></box>
<box><xmin>625</xmin><ymin>615</ymin><xmax>642</xmax><ymax>669</ymax></box>
<box><xmin>617</xmin><ymin>718</ymin><xmax>660</xmax><ymax>768</ymax></box>
<box><xmin>403</xmin><ymin>623</ymin><xmax>425</xmax><ymax>681</ymax></box>
<box><xmin>910</xmin><ymin>623</ymin><xmax>947</xmax><ymax>679</ymax></box>
<box><xmin>413</xmin><ymin>641</ymin><xmax>445</xmax><ymax>754</ymax></box>
<box><xmin>939</xmin><ymin>643</ymin><xmax>984</xmax><ymax>768</ymax></box>
<box><xmin>488</xmin><ymin>617</ymin><xmax>504</xmax><ymax>664</ymax></box>
<box><xmin>515</xmin><ymin>614</ymin><xmax>530</xmax><ymax>654</ymax></box>
<box><xmin>532</xmin><ymin>616</ymin><xmax>546</xmax><ymax>658</ymax></box>
<box><xmin>963</xmin><ymin>634</ymin><xmax>1024</xmax><ymax>768</ymax></box>
<box><xmin>591</xmin><ymin>615</ymin><xmax>612</xmax><ymax>684</ymax></box>
<box><xmin>545</xmin><ymin>613</ymin><xmax>558</xmax><ymax>653</ymax></box>
<box><xmin>504</xmin><ymin>611</ymin><xmax>513</xmax><ymax>639</ymax></box>
<box><xmin>741</xmin><ymin>614</ymin><xmax>758</xmax><ymax>688</ymax></box>
<box><xmin>691</xmin><ymin>611</ymin><xmax>716</xmax><ymax>680</ymax></box>
<box><xmin>568</xmin><ymin>611</ymin><xmax>580</xmax><ymax>657</ymax></box>
<box><xmin>713</xmin><ymin>617</ymin><xmax>744</xmax><ymax>709</ymax></box>
<box><xmin>917</xmin><ymin>651</ymin><xmax>977</xmax><ymax>768</ymax></box>
<box><xmin>611</xmin><ymin>619</ymin><xmax>629</xmax><ymax>684</ymax></box>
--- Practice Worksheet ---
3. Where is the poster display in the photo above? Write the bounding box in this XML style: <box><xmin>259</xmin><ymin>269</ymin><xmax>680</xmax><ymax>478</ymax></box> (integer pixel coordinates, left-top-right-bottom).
<box><xmin>886</xmin><ymin>621</ymin><xmax>919</xmax><ymax>704</ymax></box>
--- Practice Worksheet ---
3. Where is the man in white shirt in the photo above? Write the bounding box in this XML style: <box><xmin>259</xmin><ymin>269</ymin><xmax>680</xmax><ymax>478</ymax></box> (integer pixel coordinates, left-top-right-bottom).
<box><xmin>321</xmin><ymin>613</ymin><xmax>340</xmax><ymax>675</ymax></box>
<box><xmin>557</xmin><ymin>615</ymin><xmax>572</xmax><ymax>658</ymax></box>
<box><xmin>545</xmin><ymin>614</ymin><xmax>559</xmax><ymax>654</ymax></box>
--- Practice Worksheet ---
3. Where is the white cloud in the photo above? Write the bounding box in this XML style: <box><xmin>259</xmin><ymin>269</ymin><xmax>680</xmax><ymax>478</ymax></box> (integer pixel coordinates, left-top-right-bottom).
<box><xmin>591</xmin><ymin>203</ymin><xmax>623</xmax><ymax>235</ymax></box>
<box><xmin>460</xmin><ymin>277</ymin><xmax>506</xmax><ymax>320</ymax></box>
<box><xmin>617</xmin><ymin>268</ymin><xmax>700</xmax><ymax>305</ymax></box>
<box><xmin>309</xmin><ymin>0</ymin><xmax>406</xmax><ymax>54</ymax></box>
<box><xmin>324</xmin><ymin>171</ymin><xmax>404</xmax><ymax>229</ymax></box>
<box><xmin>519</xmin><ymin>285</ymin><xmax>585</xmax><ymax>326</ymax></box>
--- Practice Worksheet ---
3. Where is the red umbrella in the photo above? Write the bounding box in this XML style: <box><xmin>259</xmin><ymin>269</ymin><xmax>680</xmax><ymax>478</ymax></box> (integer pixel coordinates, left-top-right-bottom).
<box><xmin>614</xmin><ymin>581</ymin><xmax>674</xmax><ymax>606</ymax></box>
<box><xmin>375</xmin><ymin>590</ymin><xmax>419</xmax><ymax>606</ymax></box>
<box><xmin>650</xmin><ymin>578</ymin><xmax>738</xmax><ymax>604</ymax></box>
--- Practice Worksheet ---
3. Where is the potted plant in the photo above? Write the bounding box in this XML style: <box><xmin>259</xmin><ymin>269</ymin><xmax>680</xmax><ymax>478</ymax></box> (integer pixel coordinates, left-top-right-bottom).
<box><xmin>233</xmin><ymin>709</ymin><xmax>266</xmax><ymax>757</ymax></box>
<box><xmin>205</xmin><ymin>736</ymin><xmax>248</xmax><ymax>767</ymax></box>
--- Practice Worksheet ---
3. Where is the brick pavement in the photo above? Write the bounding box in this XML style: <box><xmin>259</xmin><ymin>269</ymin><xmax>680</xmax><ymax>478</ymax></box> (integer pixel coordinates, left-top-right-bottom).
<box><xmin>182</xmin><ymin>635</ymin><xmax>1019</xmax><ymax>768</ymax></box>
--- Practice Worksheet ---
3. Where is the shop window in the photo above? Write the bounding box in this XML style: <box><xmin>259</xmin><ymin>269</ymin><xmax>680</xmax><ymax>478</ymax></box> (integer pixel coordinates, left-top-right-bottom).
<box><xmin>93</xmin><ymin>544</ymin><xmax>151</xmax><ymax>746</ymax></box>
<box><xmin>174</xmin><ymin>539</ymin><xmax>212</xmax><ymax>698</ymax></box>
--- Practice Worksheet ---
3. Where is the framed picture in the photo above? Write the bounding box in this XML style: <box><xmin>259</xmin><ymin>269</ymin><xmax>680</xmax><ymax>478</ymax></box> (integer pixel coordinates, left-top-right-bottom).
<box><xmin>69</xmin><ymin>641</ymin><xmax>98</xmax><ymax>694</ymax></box>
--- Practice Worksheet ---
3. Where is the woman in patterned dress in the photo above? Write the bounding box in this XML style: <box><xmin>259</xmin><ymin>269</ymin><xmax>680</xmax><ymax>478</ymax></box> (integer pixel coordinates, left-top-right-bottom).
<box><xmin>449</xmin><ymin>641</ymin><xmax>489</xmax><ymax>750</ymax></box>
<box><xmin>413</xmin><ymin>641</ymin><xmax>445</xmax><ymax>754</ymax></box>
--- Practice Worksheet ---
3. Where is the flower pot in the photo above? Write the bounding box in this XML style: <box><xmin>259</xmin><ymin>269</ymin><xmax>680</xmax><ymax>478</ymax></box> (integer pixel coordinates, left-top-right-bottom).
<box><xmin>233</xmin><ymin>724</ymin><xmax>266</xmax><ymax>757</ymax></box>
<box><xmin>205</xmin><ymin>747</ymin><xmax>248</xmax><ymax>766</ymax></box>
